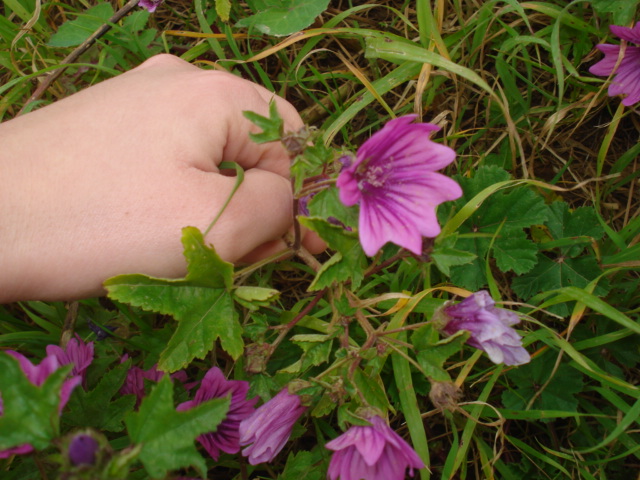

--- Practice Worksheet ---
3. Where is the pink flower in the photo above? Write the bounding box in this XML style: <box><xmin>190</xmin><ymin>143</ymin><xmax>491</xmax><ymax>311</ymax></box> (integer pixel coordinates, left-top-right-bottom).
<box><xmin>325</xmin><ymin>415</ymin><xmax>425</xmax><ymax>480</ymax></box>
<box><xmin>336</xmin><ymin>115</ymin><xmax>462</xmax><ymax>256</ymax></box>
<box><xmin>0</xmin><ymin>352</ymin><xmax>81</xmax><ymax>459</ymax></box>
<box><xmin>177</xmin><ymin>367</ymin><xmax>257</xmax><ymax>460</ymax></box>
<box><xmin>239</xmin><ymin>388</ymin><xmax>307</xmax><ymax>464</ymax></box>
<box><xmin>589</xmin><ymin>23</ymin><xmax>640</xmax><ymax>106</ymax></box>
<box><xmin>138</xmin><ymin>0</ymin><xmax>163</xmax><ymax>12</ymax></box>
<box><xmin>439</xmin><ymin>291</ymin><xmax>530</xmax><ymax>366</ymax></box>
<box><xmin>46</xmin><ymin>336</ymin><xmax>94</xmax><ymax>383</ymax></box>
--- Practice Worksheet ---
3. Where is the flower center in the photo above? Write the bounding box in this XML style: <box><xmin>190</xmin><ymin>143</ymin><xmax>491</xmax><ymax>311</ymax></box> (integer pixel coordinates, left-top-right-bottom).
<box><xmin>356</xmin><ymin>157</ymin><xmax>392</xmax><ymax>192</ymax></box>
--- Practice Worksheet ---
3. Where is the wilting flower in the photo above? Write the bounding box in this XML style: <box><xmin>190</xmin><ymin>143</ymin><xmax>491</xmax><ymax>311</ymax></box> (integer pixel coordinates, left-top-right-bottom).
<box><xmin>0</xmin><ymin>352</ymin><xmax>81</xmax><ymax>458</ymax></box>
<box><xmin>177</xmin><ymin>367</ymin><xmax>257</xmax><ymax>460</ymax></box>
<box><xmin>46</xmin><ymin>336</ymin><xmax>94</xmax><ymax>382</ymax></box>
<box><xmin>239</xmin><ymin>388</ymin><xmax>307</xmax><ymax>464</ymax></box>
<box><xmin>120</xmin><ymin>355</ymin><xmax>191</xmax><ymax>406</ymax></box>
<box><xmin>138</xmin><ymin>0</ymin><xmax>163</xmax><ymax>12</ymax></box>
<box><xmin>336</xmin><ymin>115</ymin><xmax>462</xmax><ymax>256</ymax></box>
<box><xmin>325</xmin><ymin>415</ymin><xmax>425</xmax><ymax>480</ymax></box>
<box><xmin>68</xmin><ymin>434</ymin><xmax>99</xmax><ymax>466</ymax></box>
<box><xmin>438</xmin><ymin>291</ymin><xmax>530</xmax><ymax>366</ymax></box>
<box><xmin>589</xmin><ymin>23</ymin><xmax>640</xmax><ymax>106</ymax></box>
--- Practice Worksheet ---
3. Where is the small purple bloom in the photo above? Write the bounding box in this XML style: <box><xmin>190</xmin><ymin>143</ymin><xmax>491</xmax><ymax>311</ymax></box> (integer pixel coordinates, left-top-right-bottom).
<box><xmin>177</xmin><ymin>367</ymin><xmax>257</xmax><ymax>460</ymax></box>
<box><xmin>138</xmin><ymin>0</ymin><xmax>163</xmax><ymax>12</ymax></box>
<box><xmin>68</xmin><ymin>434</ymin><xmax>99</xmax><ymax>466</ymax></box>
<box><xmin>0</xmin><ymin>352</ymin><xmax>81</xmax><ymax>459</ymax></box>
<box><xmin>440</xmin><ymin>291</ymin><xmax>530</xmax><ymax>366</ymax></box>
<box><xmin>325</xmin><ymin>415</ymin><xmax>425</xmax><ymax>480</ymax></box>
<box><xmin>336</xmin><ymin>115</ymin><xmax>462</xmax><ymax>256</ymax></box>
<box><xmin>589</xmin><ymin>23</ymin><xmax>640</xmax><ymax>106</ymax></box>
<box><xmin>239</xmin><ymin>388</ymin><xmax>307</xmax><ymax>464</ymax></box>
<box><xmin>46</xmin><ymin>336</ymin><xmax>94</xmax><ymax>382</ymax></box>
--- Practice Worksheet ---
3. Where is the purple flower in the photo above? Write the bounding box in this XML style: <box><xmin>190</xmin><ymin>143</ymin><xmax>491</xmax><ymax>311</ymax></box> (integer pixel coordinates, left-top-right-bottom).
<box><xmin>120</xmin><ymin>355</ymin><xmax>192</xmax><ymax>406</ymax></box>
<box><xmin>439</xmin><ymin>291</ymin><xmax>530</xmax><ymax>366</ymax></box>
<box><xmin>177</xmin><ymin>367</ymin><xmax>257</xmax><ymax>460</ymax></box>
<box><xmin>68</xmin><ymin>434</ymin><xmax>99</xmax><ymax>466</ymax></box>
<box><xmin>239</xmin><ymin>388</ymin><xmax>307</xmax><ymax>464</ymax></box>
<box><xmin>46</xmin><ymin>336</ymin><xmax>94</xmax><ymax>383</ymax></box>
<box><xmin>336</xmin><ymin>115</ymin><xmax>462</xmax><ymax>256</ymax></box>
<box><xmin>325</xmin><ymin>415</ymin><xmax>425</xmax><ymax>480</ymax></box>
<box><xmin>589</xmin><ymin>23</ymin><xmax>640</xmax><ymax>106</ymax></box>
<box><xmin>0</xmin><ymin>352</ymin><xmax>81</xmax><ymax>459</ymax></box>
<box><xmin>138</xmin><ymin>0</ymin><xmax>163</xmax><ymax>12</ymax></box>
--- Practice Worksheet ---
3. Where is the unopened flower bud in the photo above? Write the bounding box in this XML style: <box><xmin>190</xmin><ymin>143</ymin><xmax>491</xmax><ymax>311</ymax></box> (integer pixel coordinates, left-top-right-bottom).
<box><xmin>428</xmin><ymin>381</ymin><xmax>462</xmax><ymax>412</ymax></box>
<box><xmin>68</xmin><ymin>434</ymin><xmax>99</xmax><ymax>466</ymax></box>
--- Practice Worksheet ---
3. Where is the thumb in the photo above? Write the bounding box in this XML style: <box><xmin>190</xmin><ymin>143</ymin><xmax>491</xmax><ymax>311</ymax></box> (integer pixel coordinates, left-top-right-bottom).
<box><xmin>204</xmin><ymin>169</ymin><xmax>294</xmax><ymax>262</ymax></box>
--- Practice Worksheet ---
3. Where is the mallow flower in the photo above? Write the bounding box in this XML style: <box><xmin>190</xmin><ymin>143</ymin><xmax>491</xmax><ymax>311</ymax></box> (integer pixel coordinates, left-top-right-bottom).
<box><xmin>336</xmin><ymin>115</ymin><xmax>462</xmax><ymax>256</ymax></box>
<box><xmin>325</xmin><ymin>415</ymin><xmax>425</xmax><ymax>480</ymax></box>
<box><xmin>589</xmin><ymin>23</ymin><xmax>640</xmax><ymax>106</ymax></box>
<box><xmin>437</xmin><ymin>291</ymin><xmax>530</xmax><ymax>366</ymax></box>
<box><xmin>138</xmin><ymin>0</ymin><xmax>163</xmax><ymax>12</ymax></box>
<box><xmin>0</xmin><ymin>352</ymin><xmax>81</xmax><ymax>459</ymax></box>
<box><xmin>46</xmin><ymin>336</ymin><xmax>94</xmax><ymax>383</ymax></box>
<box><xmin>239</xmin><ymin>388</ymin><xmax>307</xmax><ymax>464</ymax></box>
<box><xmin>176</xmin><ymin>367</ymin><xmax>257</xmax><ymax>460</ymax></box>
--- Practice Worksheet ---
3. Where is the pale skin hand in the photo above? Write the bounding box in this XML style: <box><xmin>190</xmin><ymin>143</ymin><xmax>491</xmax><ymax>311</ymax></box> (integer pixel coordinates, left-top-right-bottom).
<box><xmin>0</xmin><ymin>54</ymin><xmax>324</xmax><ymax>302</ymax></box>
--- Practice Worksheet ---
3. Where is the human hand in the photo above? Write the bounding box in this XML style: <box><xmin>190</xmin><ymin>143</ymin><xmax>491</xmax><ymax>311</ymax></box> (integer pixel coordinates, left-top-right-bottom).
<box><xmin>0</xmin><ymin>54</ymin><xmax>324</xmax><ymax>302</ymax></box>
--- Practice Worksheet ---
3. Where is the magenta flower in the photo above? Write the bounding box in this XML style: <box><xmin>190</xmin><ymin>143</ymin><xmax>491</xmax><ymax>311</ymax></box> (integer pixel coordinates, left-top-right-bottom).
<box><xmin>336</xmin><ymin>115</ymin><xmax>462</xmax><ymax>256</ymax></box>
<box><xmin>589</xmin><ymin>23</ymin><xmax>640</xmax><ymax>106</ymax></box>
<box><xmin>138</xmin><ymin>0</ymin><xmax>163</xmax><ymax>12</ymax></box>
<box><xmin>46</xmin><ymin>336</ymin><xmax>94</xmax><ymax>383</ymax></box>
<box><xmin>439</xmin><ymin>291</ymin><xmax>530</xmax><ymax>366</ymax></box>
<box><xmin>0</xmin><ymin>352</ymin><xmax>81</xmax><ymax>459</ymax></box>
<box><xmin>325</xmin><ymin>415</ymin><xmax>425</xmax><ymax>480</ymax></box>
<box><xmin>177</xmin><ymin>367</ymin><xmax>257</xmax><ymax>460</ymax></box>
<box><xmin>239</xmin><ymin>388</ymin><xmax>307</xmax><ymax>464</ymax></box>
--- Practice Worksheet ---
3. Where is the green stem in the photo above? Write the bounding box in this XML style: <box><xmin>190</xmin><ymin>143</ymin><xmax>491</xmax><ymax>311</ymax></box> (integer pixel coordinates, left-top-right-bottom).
<box><xmin>203</xmin><ymin>161</ymin><xmax>245</xmax><ymax>237</ymax></box>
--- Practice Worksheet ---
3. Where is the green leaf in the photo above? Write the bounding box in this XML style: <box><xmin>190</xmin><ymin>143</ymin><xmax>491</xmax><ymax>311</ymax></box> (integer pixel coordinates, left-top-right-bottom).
<box><xmin>279</xmin><ymin>450</ymin><xmax>325</xmax><ymax>480</ymax></box>
<box><xmin>105</xmin><ymin>227</ymin><xmax>242</xmax><ymax>372</ymax></box>
<box><xmin>64</xmin><ymin>361</ymin><xmax>135</xmax><ymax>432</ymax></box>
<box><xmin>590</xmin><ymin>0</ymin><xmax>640</xmax><ymax>25</ymax></box>
<box><xmin>543</xmin><ymin>202</ymin><xmax>604</xmax><ymax>257</ymax></box>
<box><xmin>291</xmin><ymin>138</ymin><xmax>334</xmax><ymax>194</ymax></box>
<box><xmin>307</xmin><ymin>186</ymin><xmax>359</xmax><ymax>230</ymax></box>
<box><xmin>299</xmin><ymin>217</ymin><xmax>367</xmax><ymax>290</ymax></box>
<box><xmin>513</xmin><ymin>256</ymin><xmax>606</xmax><ymax>306</ymax></box>
<box><xmin>243</xmin><ymin>100</ymin><xmax>284</xmax><ymax>144</ymax></box>
<box><xmin>412</xmin><ymin>325</ymin><xmax>469</xmax><ymax>382</ymax></box>
<box><xmin>47</xmin><ymin>3</ymin><xmax>114</xmax><ymax>47</ymax></box>
<box><xmin>492</xmin><ymin>230</ymin><xmax>539</xmax><ymax>274</ymax></box>
<box><xmin>290</xmin><ymin>334</ymin><xmax>333</xmax><ymax>371</ymax></box>
<box><xmin>233</xmin><ymin>286</ymin><xmax>280</xmax><ymax>311</ymax></box>
<box><xmin>236</xmin><ymin>0</ymin><xmax>330</xmax><ymax>36</ymax></box>
<box><xmin>351</xmin><ymin>367</ymin><xmax>392</xmax><ymax>412</ymax></box>
<box><xmin>430</xmin><ymin>235</ymin><xmax>477</xmax><ymax>276</ymax></box>
<box><xmin>126</xmin><ymin>376</ymin><xmax>229</xmax><ymax>479</ymax></box>
<box><xmin>502</xmin><ymin>353</ymin><xmax>583</xmax><ymax>412</ymax></box>
<box><xmin>512</xmin><ymin>202</ymin><xmax>608</xmax><ymax>315</ymax></box>
<box><xmin>0</xmin><ymin>353</ymin><xmax>71</xmax><ymax>450</ymax></box>
<box><xmin>215</xmin><ymin>0</ymin><xmax>231</xmax><ymax>21</ymax></box>
<box><xmin>122</xmin><ymin>9</ymin><xmax>151</xmax><ymax>33</ymax></box>
<box><xmin>441</xmin><ymin>166</ymin><xmax>549</xmax><ymax>289</ymax></box>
